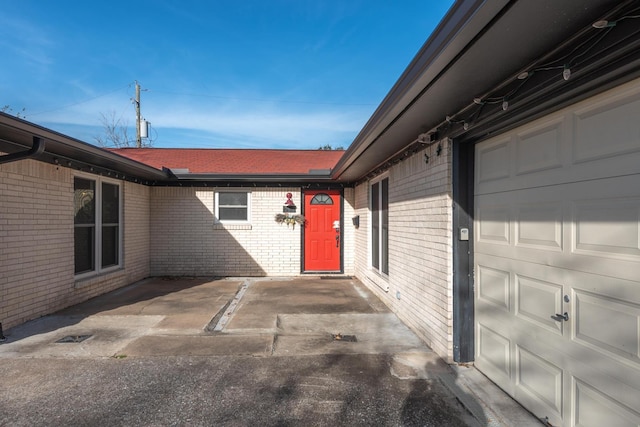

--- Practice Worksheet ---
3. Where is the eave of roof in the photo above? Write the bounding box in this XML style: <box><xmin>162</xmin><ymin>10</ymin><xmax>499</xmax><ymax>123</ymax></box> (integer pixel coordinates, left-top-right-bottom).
<box><xmin>333</xmin><ymin>0</ymin><xmax>636</xmax><ymax>182</ymax></box>
<box><xmin>167</xmin><ymin>173</ymin><xmax>334</xmax><ymax>183</ymax></box>
<box><xmin>0</xmin><ymin>113</ymin><xmax>169</xmax><ymax>182</ymax></box>
<box><xmin>0</xmin><ymin>117</ymin><xmax>342</xmax><ymax>184</ymax></box>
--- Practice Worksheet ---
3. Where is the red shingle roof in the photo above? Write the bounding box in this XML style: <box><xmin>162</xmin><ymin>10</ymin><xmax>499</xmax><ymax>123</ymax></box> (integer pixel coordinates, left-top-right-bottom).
<box><xmin>108</xmin><ymin>148</ymin><xmax>344</xmax><ymax>175</ymax></box>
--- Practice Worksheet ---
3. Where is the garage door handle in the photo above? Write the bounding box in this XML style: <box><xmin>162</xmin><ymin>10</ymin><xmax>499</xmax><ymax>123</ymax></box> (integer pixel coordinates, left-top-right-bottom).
<box><xmin>553</xmin><ymin>312</ymin><xmax>569</xmax><ymax>321</ymax></box>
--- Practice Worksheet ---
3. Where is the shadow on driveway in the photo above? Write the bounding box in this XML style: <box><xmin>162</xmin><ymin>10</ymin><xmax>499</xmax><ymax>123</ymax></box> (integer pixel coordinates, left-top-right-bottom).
<box><xmin>0</xmin><ymin>276</ymin><xmax>503</xmax><ymax>426</ymax></box>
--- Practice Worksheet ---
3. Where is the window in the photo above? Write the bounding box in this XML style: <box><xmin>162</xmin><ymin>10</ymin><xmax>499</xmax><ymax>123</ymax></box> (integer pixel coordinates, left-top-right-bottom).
<box><xmin>74</xmin><ymin>176</ymin><xmax>121</xmax><ymax>276</ymax></box>
<box><xmin>310</xmin><ymin>193</ymin><xmax>333</xmax><ymax>205</ymax></box>
<box><xmin>216</xmin><ymin>191</ymin><xmax>251</xmax><ymax>222</ymax></box>
<box><xmin>371</xmin><ymin>176</ymin><xmax>389</xmax><ymax>274</ymax></box>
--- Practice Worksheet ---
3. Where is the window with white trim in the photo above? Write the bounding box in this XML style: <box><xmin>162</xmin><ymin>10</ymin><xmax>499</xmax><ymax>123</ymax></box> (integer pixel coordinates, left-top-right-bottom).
<box><xmin>74</xmin><ymin>176</ymin><xmax>122</xmax><ymax>276</ymax></box>
<box><xmin>215</xmin><ymin>191</ymin><xmax>251</xmax><ymax>223</ymax></box>
<box><xmin>370</xmin><ymin>176</ymin><xmax>389</xmax><ymax>274</ymax></box>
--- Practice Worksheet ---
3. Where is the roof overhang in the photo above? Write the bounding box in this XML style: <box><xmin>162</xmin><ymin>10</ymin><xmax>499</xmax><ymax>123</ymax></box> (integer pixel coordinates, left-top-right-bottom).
<box><xmin>164</xmin><ymin>170</ymin><xmax>335</xmax><ymax>185</ymax></box>
<box><xmin>333</xmin><ymin>0</ymin><xmax>640</xmax><ymax>182</ymax></box>
<box><xmin>0</xmin><ymin>115</ymin><xmax>340</xmax><ymax>186</ymax></box>
<box><xmin>0</xmin><ymin>113</ymin><xmax>169</xmax><ymax>183</ymax></box>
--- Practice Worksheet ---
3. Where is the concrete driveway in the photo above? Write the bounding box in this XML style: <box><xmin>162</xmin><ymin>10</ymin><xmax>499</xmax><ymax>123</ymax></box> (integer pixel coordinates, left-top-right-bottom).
<box><xmin>0</xmin><ymin>277</ymin><xmax>540</xmax><ymax>426</ymax></box>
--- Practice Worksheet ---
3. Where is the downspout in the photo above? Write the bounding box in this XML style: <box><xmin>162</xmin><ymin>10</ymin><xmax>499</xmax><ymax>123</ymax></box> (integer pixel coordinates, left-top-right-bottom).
<box><xmin>0</xmin><ymin>136</ymin><xmax>45</xmax><ymax>164</ymax></box>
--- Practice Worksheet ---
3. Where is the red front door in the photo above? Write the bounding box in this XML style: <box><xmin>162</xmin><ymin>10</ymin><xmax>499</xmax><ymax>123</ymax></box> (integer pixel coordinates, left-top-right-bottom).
<box><xmin>303</xmin><ymin>190</ymin><xmax>341</xmax><ymax>272</ymax></box>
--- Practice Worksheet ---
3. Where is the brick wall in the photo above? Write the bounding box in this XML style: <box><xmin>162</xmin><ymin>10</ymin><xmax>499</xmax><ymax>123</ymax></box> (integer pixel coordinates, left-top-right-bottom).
<box><xmin>343</xmin><ymin>187</ymin><xmax>356</xmax><ymax>275</ymax></box>
<box><xmin>123</xmin><ymin>181</ymin><xmax>151</xmax><ymax>283</ymax></box>
<box><xmin>150</xmin><ymin>187</ymin><xmax>302</xmax><ymax>276</ymax></box>
<box><xmin>353</xmin><ymin>140</ymin><xmax>454</xmax><ymax>362</ymax></box>
<box><xmin>0</xmin><ymin>158</ymin><xmax>150</xmax><ymax>330</ymax></box>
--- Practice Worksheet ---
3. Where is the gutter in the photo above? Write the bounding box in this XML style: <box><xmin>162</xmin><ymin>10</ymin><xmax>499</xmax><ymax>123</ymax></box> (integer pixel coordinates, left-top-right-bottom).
<box><xmin>171</xmin><ymin>174</ymin><xmax>334</xmax><ymax>182</ymax></box>
<box><xmin>163</xmin><ymin>167</ymin><xmax>336</xmax><ymax>184</ymax></box>
<box><xmin>0</xmin><ymin>136</ymin><xmax>45</xmax><ymax>165</ymax></box>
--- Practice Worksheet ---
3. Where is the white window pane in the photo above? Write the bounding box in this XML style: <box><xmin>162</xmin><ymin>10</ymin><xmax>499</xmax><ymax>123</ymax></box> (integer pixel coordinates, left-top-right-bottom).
<box><xmin>219</xmin><ymin>207</ymin><xmax>248</xmax><ymax>221</ymax></box>
<box><xmin>219</xmin><ymin>192</ymin><xmax>247</xmax><ymax>206</ymax></box>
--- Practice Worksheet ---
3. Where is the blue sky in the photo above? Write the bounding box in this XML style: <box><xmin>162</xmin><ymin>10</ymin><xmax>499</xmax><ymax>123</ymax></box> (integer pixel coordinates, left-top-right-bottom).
<box><xmin>1</xmin><ymin>1</ymin><xmax>453</xmax><ymax>149</ymax></box>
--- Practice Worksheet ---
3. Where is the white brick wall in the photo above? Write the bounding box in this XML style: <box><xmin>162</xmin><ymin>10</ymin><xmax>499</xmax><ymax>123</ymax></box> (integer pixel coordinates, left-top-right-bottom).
<box><xmin>353</xmin><ymin>140</ymin><xmax>454</xmax><ymax>362</ymax></box>
<box><xmin>0</xmin><ymin>159</ymin><xmax>150</xmax><ymax>330</ymax></box>
<box><xmin>123</xmin><ymin>181</ymin><xmax>151</xmax><ymax>283</ymax></box>
<box><xmin>150</xmin><ymin>187</ymin><xmax>302</xmax><ymax>276</ymax></box>
<box><xmin>343</xmin><ymin>187</ymin><xmax>356</xmax><ymax>276</ymax></box>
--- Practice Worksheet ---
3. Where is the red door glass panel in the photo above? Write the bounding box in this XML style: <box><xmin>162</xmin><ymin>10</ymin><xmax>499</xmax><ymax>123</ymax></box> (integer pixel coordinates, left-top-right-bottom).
<box><xmin>304</xmin><ymin>190</ymin><xmax>340</xmax><ymax>271</ymax></box>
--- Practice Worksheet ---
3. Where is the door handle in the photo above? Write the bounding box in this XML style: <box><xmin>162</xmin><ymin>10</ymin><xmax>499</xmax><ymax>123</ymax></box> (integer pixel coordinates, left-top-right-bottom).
<box><xmin>335</xmin><ymin>233</ymin><xmax>340</xmax><ymax>248</ymax></box>
<box><xmin>552</xmin><ymin>312</ymin><xmax>569</xmax><ymax>322</ymax></box>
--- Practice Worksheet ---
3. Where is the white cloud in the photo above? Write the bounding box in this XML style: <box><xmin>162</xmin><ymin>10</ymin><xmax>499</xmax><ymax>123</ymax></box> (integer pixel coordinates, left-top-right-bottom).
<box><xmin>34</xmin><ymin>92</ymin><xmax>369</xmax><ymax>149</ymax></box>
<box><xmin>0</xmin><ymin>16</ymin><xmax>54</xmax><ymax>66</ymax></box>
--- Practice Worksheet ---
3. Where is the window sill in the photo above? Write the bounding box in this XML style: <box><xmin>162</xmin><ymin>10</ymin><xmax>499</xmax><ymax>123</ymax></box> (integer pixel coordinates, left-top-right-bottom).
<box><xmin>213</xmin><ymin>223</ymin><xmax>252</xmax><ymax>231</ymax></box>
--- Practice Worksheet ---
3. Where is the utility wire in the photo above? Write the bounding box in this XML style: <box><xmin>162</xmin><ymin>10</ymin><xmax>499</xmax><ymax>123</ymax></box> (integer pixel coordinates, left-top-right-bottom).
<box><xmin>26</xmin><ymin>83</ymin><xmax>133</xmax><ymax>118</ymax></box>
<box><xmin>24</xmin><ymin>82</ymin><xmax>375</xmax><ymax>119</ymax></box>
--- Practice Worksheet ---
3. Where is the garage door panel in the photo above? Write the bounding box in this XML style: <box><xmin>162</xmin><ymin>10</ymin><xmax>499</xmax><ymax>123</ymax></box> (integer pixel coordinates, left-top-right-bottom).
<box><xmin>477</xmin><ymin>204</ymin><xmax>511</xmax><ymax>245</ymax></box>
<box><xmin>477</xmin><ymin>83</ymin><xmax>640</xmax><ymax>198</ymax></box>
<box><xmin>480</xmin><ymin>176</ymin><xmax>640</xmax><ymax>225</ymax></box>
<box><xmin>476</xmin><ymin>138</ymin><xmax>511</xmax><ymax>184</ymax></box>
<box><xmin>476</xmin><ymin>324</ymin><xmax>512</xmax><ymax>387</ymax></box>
<box><xmin>516</xmin><ymin>274</ymin><xmax>564</xmax><ymax>335</ymax></box>
<box><xmin>515</xmin><ymin>345</ymin><xmax>564</xmax><ymax>422</ymax></box>
<box><xmin>574</xmin><ymin>290</ymin><xmax>640</xmax><ymax>367</ymax></box>
<box><xmin>475</xmin><ymin>79</ymin><xmax>640</xmax><ymax>426</ymax></box>
<box><xmin>477</xmin><ymin>264</ymin><xmax>510</xmax><ymax>312</ymax></box>
<box><xmin>478</xmin><ymin>242</ymin><xmax>640</xmax><ymax>284</ymax></box>
<box><xmin>476</xmin><ymin>178</ymin><xmax>640</xmax><ymax>282</ymax></box>
<box><xmin>515</xmin><ymin>117</ymin><xmax>564</xmax><ymax>176</ymax></box>
<box><xmin>573</xmin><ymin>378</ymin><xmax>640</xmax><ymax>427</ymax></box>
<box><xmin>573</xmin><ymin>92</ymin><xmax>640</xmax><ymax>165</ymax></box>
<box><xmin>477</xmin><ymin>254</ymin><xmax>567</xmax><ymax>340</ymax></box>
<box><xmin>573</xmin><ymin>197</ymin><xmax>640</xmax><ymax>259</ymax></box>
<box><xmin>516</xmin><ymin>202</ymin><xmax>563</xmax><ymax>251</ymax></box>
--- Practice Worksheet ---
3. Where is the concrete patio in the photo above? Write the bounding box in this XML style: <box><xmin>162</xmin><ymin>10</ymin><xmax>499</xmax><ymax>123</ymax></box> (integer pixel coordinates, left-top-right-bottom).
<box><xmin>0</xmin><ymin>277</ymin><xmax>540</xmax><ymax>426</ymax></box>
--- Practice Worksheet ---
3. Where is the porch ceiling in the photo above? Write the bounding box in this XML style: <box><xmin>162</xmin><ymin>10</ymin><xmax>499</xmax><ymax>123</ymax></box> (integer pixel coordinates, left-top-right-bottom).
<box><xmin>333</xmin><ymin>0</ymin><xmax>638</xmax><ymax>183</ymax></box>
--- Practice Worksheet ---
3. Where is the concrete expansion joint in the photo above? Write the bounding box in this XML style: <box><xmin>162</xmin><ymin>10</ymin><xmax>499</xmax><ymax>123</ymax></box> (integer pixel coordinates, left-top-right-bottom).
<box><xmin>209</xmin><ymin>279</ymin><xmax>251</xmax><ymax>332</ymax></box>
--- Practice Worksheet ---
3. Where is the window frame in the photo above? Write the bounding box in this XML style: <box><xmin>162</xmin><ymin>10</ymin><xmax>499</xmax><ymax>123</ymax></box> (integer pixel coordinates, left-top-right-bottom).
<box><xmin>74</xmin><ymin>173</ymin><xmax>123</xmax><ymax>279</ymax></box>
<box><xmin>215</xmin><ymin>190</ymin><xmax>252</xmax><ymax>224</ymax></box>
<box><xmin>370</xmin><ymin>174</ymin><xmax>389</xmax><ymax>275</ymax></box>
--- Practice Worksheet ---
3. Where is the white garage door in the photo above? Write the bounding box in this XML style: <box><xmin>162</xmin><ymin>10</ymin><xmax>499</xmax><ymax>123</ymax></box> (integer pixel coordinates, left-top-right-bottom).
<box><xmin>474</xmin><ymin>79</ymin><xmax>640</xmax><ymax>427</ymax></box>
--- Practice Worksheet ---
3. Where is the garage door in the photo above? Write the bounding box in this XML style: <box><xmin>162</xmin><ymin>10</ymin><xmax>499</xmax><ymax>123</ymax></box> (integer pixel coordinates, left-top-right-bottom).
<box><xmin>474</xmin><ymin>79</ymin><xmax>640</xmax><ymax>427</ymax></box>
